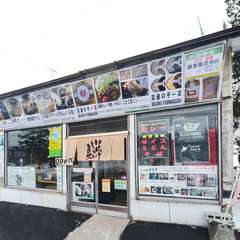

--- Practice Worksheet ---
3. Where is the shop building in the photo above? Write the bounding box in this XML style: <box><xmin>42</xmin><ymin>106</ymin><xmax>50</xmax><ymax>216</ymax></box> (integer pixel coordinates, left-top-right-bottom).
<box><xmin>0</xmin><ymin>26</ymin><xmax>240</xmax><ymax>227</ymax></box>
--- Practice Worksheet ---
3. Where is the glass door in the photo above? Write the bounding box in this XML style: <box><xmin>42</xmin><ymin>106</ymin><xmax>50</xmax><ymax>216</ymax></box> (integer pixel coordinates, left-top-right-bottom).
<box><xmin>71</xmin><ymin>160</ymin><xmax>96</xmax><ymax>212</ymax></box>
<box><xmin>98</xmin><ymin>160</ymin><xmax>127</xmax><ymax>207</ymax></box>
<box><xmin>69</xmin><ymin>132</ymin><xmax>128</xmax><ymax>217</ymax></box>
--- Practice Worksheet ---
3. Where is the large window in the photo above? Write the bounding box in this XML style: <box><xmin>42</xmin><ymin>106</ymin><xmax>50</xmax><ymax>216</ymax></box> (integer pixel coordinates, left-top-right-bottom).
<box><xmin>6</xmin><ymin>126</ymin><xmax>63</xmax><ymax>190</ymax></box>
<box><xmin>137</xmin><ymin>104</ymin><xmax>219</xmax><ymax>200</ymax></box>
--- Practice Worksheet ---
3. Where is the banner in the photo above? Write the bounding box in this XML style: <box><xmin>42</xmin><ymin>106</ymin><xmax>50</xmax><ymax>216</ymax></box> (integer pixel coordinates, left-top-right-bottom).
<box><xmin>49</xmin><ymin>127</ymin><xmax>62</xmax><ymax>157</ymax></box>
<box><xmin>67</xmin><ymin>134</ymin><xmax>125</xmax><ymax>161</ymax></box>
<box><xmin>0</xmin><ymin>44</ymin><xmax>225</xmax><ymax>130</ymax></box>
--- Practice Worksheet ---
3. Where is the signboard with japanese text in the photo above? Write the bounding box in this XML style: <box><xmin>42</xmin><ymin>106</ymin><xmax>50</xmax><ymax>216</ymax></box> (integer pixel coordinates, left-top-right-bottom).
<box><xmin>184</xmin><ymin>45</ymin><xmax>224</xmax><ymax>103</ymax></box>
<box><xmin>138</xmin><ymin>165</ymin><xmax>218</xmax><ymax>200</ymax></box>
<box><xmin>0</xmin><ymin>44</ymin><xmax>225</xmax><ymax>130</ymax></box>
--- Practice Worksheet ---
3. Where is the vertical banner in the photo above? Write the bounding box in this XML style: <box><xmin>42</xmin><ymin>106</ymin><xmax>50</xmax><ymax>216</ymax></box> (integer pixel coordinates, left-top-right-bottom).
<box><xmin>49</xmin><ymin>126</ymin><xmax>62</xmax><ymax>157</ymax></box>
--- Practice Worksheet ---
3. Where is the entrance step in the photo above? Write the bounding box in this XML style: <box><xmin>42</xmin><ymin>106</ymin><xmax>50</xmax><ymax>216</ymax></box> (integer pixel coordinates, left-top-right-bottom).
<box><xmin>65</xmin><ymin>214</ymin><xmax>129</xmax><ymax>240</ymax></box>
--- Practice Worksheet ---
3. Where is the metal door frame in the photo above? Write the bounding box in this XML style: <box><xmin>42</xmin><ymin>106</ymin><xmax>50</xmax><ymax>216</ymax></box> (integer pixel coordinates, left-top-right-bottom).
<box><xmin>67</xmin><ymin>131</ymin><xmax>129</xmax><ymax>218</ymax></box>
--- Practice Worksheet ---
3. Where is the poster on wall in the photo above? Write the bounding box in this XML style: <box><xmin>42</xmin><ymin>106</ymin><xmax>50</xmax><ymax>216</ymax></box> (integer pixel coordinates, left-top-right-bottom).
<box><xmin>0</xmin><ymin>100</ymin><xmax>10</xmax><ymax>120</ymax></box>
<box><xmin>138</xmin><ymin>119</ymin><xmax>170</xmax><ymax>165</ymax></box>
<box><xmin>0</xmin><ymin>132</ymin><xmax>4</xmax><ymax>178</ymax></box>
<box><xmin>138</xmin><ymin>165</ymin><xmax>218</xmax><ymax>199</ymax></box>
<box><xmin>7</xmin><ymin>166</ymin><xmax>36</xmax><ymax>188</ymax></box>
<box><xmin>4</xmin><ymin>96</ymin><xmax>23</xmax><ymax>118</ymax></box>
<box><xmin>49</xmin><ymin>126</ymin><xmax>62</xmax><ymax>157</ymax></box>
<box><xmin>73</xmin><ymin>181</ymin><xmax>94</xmax><ymax>200</ymax></box>
<box><xmin>20</xmin><ymin>93</ymin><xmax>39</xmax><ymax>115</ymax></box>
<box><xmin>72</xmin><ymin>79</ymin><xmax>97</xmax><ymax>106</ymax></box>
<box><xmin>51</xmin><ymin>84</ymin><xmax>75</xmax><ymax>110</ymax></box>
<box><xmin>173</xmin><ymin>116</ymin><xmax>209</xmax><ymax>163</ymax></box>
<box><xmin>184</xmin><ymin>45</ymin><xmax>224</xmax><ymax>103</ymax></box>
<box><xmin>34</xmin><ymin>89</ymin><xmax>56</xmax><ymax>114</ymax></box>
<box><xmin>119</xmin><ymin>66</ymin><xmax>151</xmax><ymax>112</ymax></box>
<box><xmin>148</xmin><ymin>54</ymin><xmax>183</xmax><ymax>108</ymax></box>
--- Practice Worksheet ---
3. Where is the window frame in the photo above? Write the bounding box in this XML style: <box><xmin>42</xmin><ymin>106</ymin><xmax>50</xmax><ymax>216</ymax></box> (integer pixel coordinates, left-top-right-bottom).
<box><xmin>4</xmin><ymin>124</ymin><xmax>63</xmax><ymax>192</ymax></box>
<box><xmin>135</xmin><ymin>103</ymin><xmax>221</xmax><ymax>202</ymax></box>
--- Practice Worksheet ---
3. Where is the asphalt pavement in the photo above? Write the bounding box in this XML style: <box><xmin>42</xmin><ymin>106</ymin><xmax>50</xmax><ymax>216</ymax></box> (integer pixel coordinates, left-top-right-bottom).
<box><xmin>120</xmin><ymin>221</ymin><xmax>240</xmax><ymax>240</ymax></box>
<box><xmin>0</xmin><ymin>202</ymin><xmax>90</xmax><ymax>240</ymax></box>
<box><xmin>0</xmin><ymin>201</ymin><xmax>240</xmax><ymax>240</ymax></box>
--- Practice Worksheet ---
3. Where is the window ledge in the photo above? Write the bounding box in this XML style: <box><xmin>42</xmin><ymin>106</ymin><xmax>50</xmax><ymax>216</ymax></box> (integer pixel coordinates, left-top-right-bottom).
<box><xmin>5</xmin><ymin>185</ymin><xmax>64</xmax><ymax>194</ymax></box>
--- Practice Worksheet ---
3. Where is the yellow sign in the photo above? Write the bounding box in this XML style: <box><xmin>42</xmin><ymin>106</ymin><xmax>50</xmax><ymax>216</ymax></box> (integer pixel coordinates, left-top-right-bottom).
<box><xmin>102</xmin><ymin>179</ymin><xmax>111</xmax><ymax>192</ymax></box>
<box><xmin>49</xmin><ymin>127</ymin><xmax>62</xmax><ymax>157</ymax></box>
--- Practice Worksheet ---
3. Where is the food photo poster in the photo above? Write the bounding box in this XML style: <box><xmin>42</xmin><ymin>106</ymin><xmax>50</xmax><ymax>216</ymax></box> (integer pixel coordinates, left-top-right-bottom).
<box><xmin>0</xmin><ymin>45</ymin><xmax>225</xmax><ymax>130</ymax></box>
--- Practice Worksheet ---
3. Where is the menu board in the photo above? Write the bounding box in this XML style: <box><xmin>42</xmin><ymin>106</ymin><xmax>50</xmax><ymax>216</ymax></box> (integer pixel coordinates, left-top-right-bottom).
<box><xmin>138</xmin><ymin>165</ymin><xmax>218</xmax><ymax>199</ymax></box>
<box><xmin>7</xmin><ymin>166</ymin><xmax>36</xmax><ymax>188</ymax></box>
<box><xmin>184</xmin><ymin>45</ymin><xmax>224</xmax><ymax>103</ymax></box>
<box><xmin>173</xmin><ymin>116</ymin><xmax>209</xmax><ymax>163</ymax></box>
<box><xmin>138</xmin><ymin>119</ymin><xmax>170</xmax><ymax>165</ymax></box>
<box><xmin>0</xmin><ymin>44</ymin><xmax>225</xmax><ymax>130</ymax></box>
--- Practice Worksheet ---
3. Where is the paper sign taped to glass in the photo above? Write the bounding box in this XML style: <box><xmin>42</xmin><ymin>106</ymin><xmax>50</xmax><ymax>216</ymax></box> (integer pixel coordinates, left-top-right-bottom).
<box><xmin>7</xmin><ymin>166</ymin><xmax>36</xmax><ymax>188</ymax></box>
<box><xmin>102</xmin><ymin>179</ymin><xmax>111</xmax><ymax>192</ymax></box>
<box><xmin>138</xmin><ymin>165</ymin><xmax>218</xmax><ymax>200</ymax></box>
<box><xmin>73</xmin><ymin>181</ymin><xmax>94</xmax><ymax>200</ymax></box>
